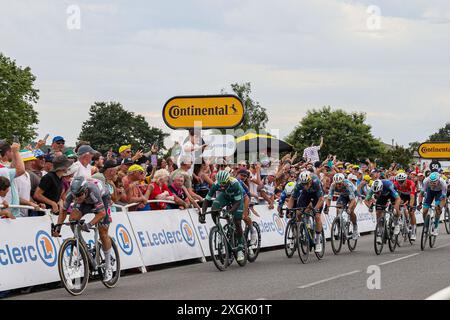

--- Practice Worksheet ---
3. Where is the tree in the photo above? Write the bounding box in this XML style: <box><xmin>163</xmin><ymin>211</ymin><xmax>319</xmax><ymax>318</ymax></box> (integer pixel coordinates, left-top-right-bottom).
<box><xmin>222</xmin><ymin>82</ymin><xmax>268</xmax><ymax>132</ymax></box>
<box><xmin>429</xmin><ymin>122</ymin><xmax>450</xmax><ymax>141</ymax></box>
<box><xmin>378</xmin><ymin>145</ymin><xmax>414</xmax><ymax>169</ymax></box>
<box><xmin>286</xmin><ymin>106</ymin><xmax>385</xmax><ymax>162</ymax></box>
<box><xmin>0</xmin><ymin>53</ymin><xmax>39</xmax><ymax>143</ymax></box>
<box><xmin>78</xmin><ymin>102</ymin><xmax>169</xmax><ymax>154</ymax></box>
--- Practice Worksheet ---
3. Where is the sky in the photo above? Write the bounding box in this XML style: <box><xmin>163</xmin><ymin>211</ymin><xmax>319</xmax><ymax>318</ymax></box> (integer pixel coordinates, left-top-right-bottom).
<box><xmin>1</xmin><ymin>0</ymin><xmax>450</xmax><ymax>148</ymax></box>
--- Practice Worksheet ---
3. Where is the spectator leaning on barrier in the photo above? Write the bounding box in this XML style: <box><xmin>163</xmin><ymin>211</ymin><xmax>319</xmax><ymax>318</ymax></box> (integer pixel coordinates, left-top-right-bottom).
<box><xmin>30</xmin><ymin>149</ymin><xmax>46</xmax><ymax>179</ymax></box>
<box><xmin>170</xmin><ymin>155</ymin><xmax>204</xmax><ymax>205</ymax></box>
<box><xmin>94</xmin><ymin>160</ymin><xmax>122</xmax><ymax>212</ymax></box>
<box><xmin>123</xmin><ymin>164</ymin><xmax>152</xmax><ymax>211</ymax></box>
<box><xmin>14</xmin><ymin>150</ymin><xmax>43</xmax><ymax>217</ymax></box>
<box><xmin>260</xmin><ymin>171</ymin><xmax>276</xmax><ymax>210</ymax></box>
<box><xmin>149</xmin><ymin>169</ymin><xmax>177</xmax><ymax>210</ymax></box>
<box><xmin>0</xmin><ymin>143</ymin><xmax>25</xmax><ymax>217</ymax></box>
<box><xmin>248</xmin><ymin>162</ymin><xmax>262</xmax><ymax>204</ymax></box>
<box><xmin>0</xmin><ymin>177</ymin><xmax>15</xmax><ymax>219</ymax></box>
<box><xmin>168</xmin><ymin>173</ymin><xmax>191</xmax><ymax>210</ymax></box>
<box><xmin>34</xmin><ymin>155</ymin><xmax>71</xmax><ymax>214</ymax></box>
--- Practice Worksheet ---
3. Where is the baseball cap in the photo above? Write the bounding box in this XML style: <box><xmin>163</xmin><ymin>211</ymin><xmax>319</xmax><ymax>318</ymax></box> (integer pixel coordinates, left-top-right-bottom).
<box><xmin>52</xmin><ymin>136</ymin><xmax>65</xmax><ymax>143</ymax></box>
<box><xmin>348</xmin><ymin>174</ymin><xmax>358</xmax><ymax>181</ymax></box>
<box><xmin>44</xmin><ymin>154</ymin><xmax>54</xmax><ymax>163</ymax></box>
<box><xmin>128</xmin><ymin>164</ymin><xmax>144</xmax><ymax>173</ymax></box>
<box><xmin>77</xmin><ymin>145</ymin><xmax>96</xmax><ymax>156</ymax></box>
<box><xmin>238</xmin><ymin>169</ymin><xmax>249</xmax><ymax>176</ymax></box>
<box><xmin>100</xmin><ymin>160</ymin><xmax>119</xmax><ymax>173</ymax></box>
<box><xmin>119</xmin><ymin>145</ymin><xmax>132</xmax><ymax>154</ymax></box>
<box><xmin>121</xmin><ymin>157</ymin><xmax>134</xmax><ymax>165</ymax></box>
<box><xmin>19</xmin><ymin>150</ymin><xmax>37</xmax><ymax>162</ymax></box>
<box><xmin>64</xmin><ymin>148</ymin><xmax>77</xmax><ymax>159</ymax></box>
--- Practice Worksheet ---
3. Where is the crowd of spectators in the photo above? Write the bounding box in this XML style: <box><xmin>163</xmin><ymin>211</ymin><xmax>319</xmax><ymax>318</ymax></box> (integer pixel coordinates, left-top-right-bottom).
<box><xmin>0</xmin><ymin>134</ymin><xmax>447</xmax><ymax>220</ymax></box>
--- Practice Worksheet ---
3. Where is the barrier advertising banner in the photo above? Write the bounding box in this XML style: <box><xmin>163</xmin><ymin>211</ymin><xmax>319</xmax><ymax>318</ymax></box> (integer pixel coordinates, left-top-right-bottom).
<box><xmin>127</xmin><ymin>209</ymin><xmax>204</xmax><ymax>266</ymax></box>
<box><xmin>0</xmin><ymin>215</ymin><xmax>60</xmax><ymax>291</ymax></box>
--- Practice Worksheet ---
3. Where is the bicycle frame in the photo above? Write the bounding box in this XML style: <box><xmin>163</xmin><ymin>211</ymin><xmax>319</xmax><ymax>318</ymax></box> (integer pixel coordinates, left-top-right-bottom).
<box><xmin>208</xmin><ymin>209</ymin><xmax>241</xmax><ymax>253</ymax></box>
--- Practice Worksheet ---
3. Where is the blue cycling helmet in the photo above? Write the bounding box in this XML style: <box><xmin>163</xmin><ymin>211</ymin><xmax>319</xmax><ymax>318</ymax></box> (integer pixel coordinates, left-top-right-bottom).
<box><xmin>429</xmin><ymin>172</ymin><xmax>440</xmax><ymax>182</ymax></box>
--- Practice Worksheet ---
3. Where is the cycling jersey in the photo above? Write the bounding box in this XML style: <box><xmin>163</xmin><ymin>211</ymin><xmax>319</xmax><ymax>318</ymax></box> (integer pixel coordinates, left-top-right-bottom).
<box><xmin>328</xmin><ymin>179</ymin><xmax>357</xmax><ymax>200</ymax></box>
<box><xmin>365</xmin><ymin>180</ymin><xmax>399</xmax><ymax>201</ymax></box>
<box><xmin>64</xmin><ymin>179</ymin><xmax>111</xmax><ymax>225</ymax></box>
<box><xmin>292</xmin><ymin>174</ymin><xmax>323</xmax><ymax>199</ymax></box>
<box><xmin>394</xmin><ymin>179</ymin><xmax>416</xmax><ymax>196</ymax></box>
<box><xmin>205</xmin><ymin>177</ymin><xmax>245</xmax><ymax>219</ymax></box>
<box><xmin>421</xmin><ymin>177</ymin><xmax>447</xmax><ymax>196</ymax></box>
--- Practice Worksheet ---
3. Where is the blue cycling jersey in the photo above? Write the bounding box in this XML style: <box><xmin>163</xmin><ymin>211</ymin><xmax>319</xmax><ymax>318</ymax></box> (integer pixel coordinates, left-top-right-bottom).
<box><xmin>365</xmin><ymin>179</ymin><xmax>399</xmax><ymax>200</ymax></box>
<box><xmin>328</xmin><ymin>179</ymin><xmax>357</xmax><ymax>199</ymax></box>
<box><xmin>292</xmin><ymin>174</ymin><xmax>324</xmax><ymax>199</ymax></box>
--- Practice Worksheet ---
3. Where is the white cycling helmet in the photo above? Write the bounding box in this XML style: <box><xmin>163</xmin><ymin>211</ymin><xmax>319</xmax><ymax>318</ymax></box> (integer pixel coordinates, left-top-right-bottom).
<box><xmin>395</xmin><ymin>172</ymin><xmax>408</xmax><ymax>182</ymax></box>
<box><xmin>333</xmin><ymin>173</ymin><xmax>345</xmax><ymax>183</ymax></box>
<box><xmin>371</xmin><ymin>179</ymin><xmax>383</xmax><ymax>193</ymax></box>
<box><xmin>298</xmin><ymin>171</ymin><xmax>312</xmax><ymax>184</ymax></box>
<box><xmin>284</xmin><ymin>181</ymin><xmax>295</xmax><ymax>196</ymax></box>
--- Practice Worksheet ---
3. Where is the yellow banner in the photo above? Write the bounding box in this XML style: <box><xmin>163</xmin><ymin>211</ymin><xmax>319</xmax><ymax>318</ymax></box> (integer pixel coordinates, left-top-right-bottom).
<box><xmin>418</xmin><ymin>142</ymin><xmax>450</xmax><ymax>159</ymax></box>
<box><xmin>163</xmin><ymin>95</ymin><xmax>244</xmax><ymax>129</ymax></box>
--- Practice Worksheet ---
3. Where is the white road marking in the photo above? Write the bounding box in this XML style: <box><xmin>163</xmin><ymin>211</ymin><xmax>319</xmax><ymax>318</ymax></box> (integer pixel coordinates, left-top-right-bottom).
<box><xmin>436</xmin><ymin>243</ymin><xmax>450</xmax><ymax>249</ymax></box>
<box><xmin>255</xmin><ymin>298</ymin><xmax>267</xmax><ymax>300</ymax></box>
<box><xmin>378</xmin><ymin>253</ymin><xmax>419</xmax><ymax>266</ymax></box>
<box><xmin>297</xmin><ymin>270</ymin><xmax>361</xmax><ymax>289</ymax></box>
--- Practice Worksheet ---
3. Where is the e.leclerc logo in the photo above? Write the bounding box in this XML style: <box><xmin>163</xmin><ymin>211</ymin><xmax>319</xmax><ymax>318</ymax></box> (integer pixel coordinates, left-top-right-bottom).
<box><xmin>180</xmin><ymin>219</ymin><xmax>196</xmax><ymax>247</ymax></box>
<box><xmin>272</xmin><ymin>214</ymin><xmax>285</xmax><ymax>235</ymax></box>
<box><xmin>116</xmin><ymin>224</ymin><xmax>133</xmax><ymax>256</ymax></box>
<box><xmin>35</xmin><ymin>230</ymin><xmax>57</xmax><ymax>267</ymax></box>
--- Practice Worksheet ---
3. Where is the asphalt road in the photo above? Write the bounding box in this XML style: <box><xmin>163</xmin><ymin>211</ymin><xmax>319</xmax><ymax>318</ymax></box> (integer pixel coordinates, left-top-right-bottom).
<box><xmin>9</xmin><ymin>225</ymin><xmax>450</xmax><ymax>300</ymax></box>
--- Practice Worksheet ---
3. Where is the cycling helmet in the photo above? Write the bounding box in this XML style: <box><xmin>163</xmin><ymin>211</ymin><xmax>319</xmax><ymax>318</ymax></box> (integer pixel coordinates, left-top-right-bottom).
<box><xmin>395</xmin><ymin>172</ymin><xmax>408</xmax><ymax>182</ymax></box>
<box><xmin>70</xmin><ymin>176</ymin><xmax>88</xmax><ymax>197</ymax></box>
<box><xmin>429</xmin><ymin>172</ymin><xmax>440</xmax><ymax>182</ymax></box>
<box><xmin>284</xmin><ymin>181</ymin><xmax>295</xmax><ymax>196</ymax></box>
<box><xmin>371</xmin><ymin>179</ymin><xmax>383</xmax><ymax>193</ymax></box>
<box><xmin>333</xmin><ymin>173</ymin><xmax>345</xmax><ymax>183</ymax></box>
<box><xmin>298</xmin><ymin>171</ymin><xmax>312</xmax><ymax>184</ymax></box>
<box><xmin>216</xmin><ymin>170</ymin><xmax>231</xmax><ymax>184</ymax></box>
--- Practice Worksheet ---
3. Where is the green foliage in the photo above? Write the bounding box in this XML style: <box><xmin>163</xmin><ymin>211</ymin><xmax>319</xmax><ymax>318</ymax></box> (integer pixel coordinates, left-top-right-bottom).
<box><xmin>286</xmin><ymin>106</ymin><xmax>385</xmax><ymax>162</ymax></box>
<box><xmin>224</xmin><ymin>82</ymin><xmax>268</xmax><ymax>132</ymax></box>
<box><xmin>377</xmin><ymin>145</ymin><xmax>414</xmax><ymax>169</ymax></box>
<box><xmin>0</xmin><ymin>53</ymin><xmax>39</xmax><ymax>143</ymax></box>
<box><xmin>78</xmin><ymin>102</ymin><xmax>168</xmax><ymax>154</ymax></box>
<box><xmin>429</xmin><ymin>122</ymin><xmax>450</xmax><ymax>141</ymax></box>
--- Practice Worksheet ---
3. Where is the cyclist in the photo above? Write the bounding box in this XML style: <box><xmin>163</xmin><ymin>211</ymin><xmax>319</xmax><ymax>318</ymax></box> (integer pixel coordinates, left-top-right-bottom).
<box><xmin>417</xmin><ymin>172</ymin><xmax>447</xmax><ymax>236</ymax></box>
<box><xmin>364</xmin><ymin>179</ymin><xmax>401</xmax><ymax>244</ymax></box>
<box><xmin>443</xmin><ymin>169</ymin><xmax>450</xmax><ymax>202</ymax></box>
<box><xmin>286</xmin><ymin>171</ymin><xmax>325</xmax><ymax>253</ymax></box>
<box><xmin>199</xmin><ymin>170</ymin><xmax>246</xmax><ymax>262</ymax></box>
<box><xmin>53</xmin><ymin>176</ymin><xmax>114</xmax><ymax>282</ymax></box>
<box><xmin>324</xmin><ymin>173</ymin><xmax>359</xmax><ymax>240</ymax></box>
<box><xmin>393</xmin><ymin>172</ymin><xmax>417</xmax><ymax>240</ymax></box>
<box><xmin>236</xmin><ymin>169</ymin><xmax>258</xmax><ymax>246</ymax></box>
<box><xmin>278</xmin><ymin>181</ymin><xmax>295</xmax><ymax>218</ymax></box>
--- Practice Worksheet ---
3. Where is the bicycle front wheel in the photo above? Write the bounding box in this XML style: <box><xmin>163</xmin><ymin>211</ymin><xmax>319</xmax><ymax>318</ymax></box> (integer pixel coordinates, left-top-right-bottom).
<box><xmin>421</xmin><ymin>215</ymin><xmax>430</xmax><ymax>251</ymax></box>
<box><xmin>297</xmin><ymin>222</ymin><xmax>310</xmax><ymax>264</ymax></box>
<box><xmin>209</xmin><ymin>226</ymin><xmax>230</xmax><ymax>271</ymax></box>
<box><xmin>388</xmin><ymin>218</ymin><xmax>398</xmax><ymax>252</ymax></box>
<box><xmin>284</xmin><ymin>220</ymin><xmax>297</xmax><ymax>258</ymax></box>
<box><xmin>330</xmin><ymin>217</ymin><xmax>343</xmax><ymax>255</ymax></box>
<box><xmin>374</xmin><ymin>220</ymin><xmax>384</xmax><ymax>255</ymax></box>
<box><xmin>245</xmin><ymin>222</ymin><xmax>261</xmax><ymax>263</ymax></box>
<box><xmin>58</xmin><ymin>238</ymin><xmax>90</xmax><ymax>296</ymax></box>
<box><xmin>347</xmin><ymin>222</ymin><xmax>358</xmax><ymax>252</ymax></box>
<box><xmin>429</xmin><ymin>217</ymin><xmax>437</xmax><ymax>248</ymax></box>
<box><xmin>444</xmin><ymin>206</ymin><xmax>450</xmax><ymax>234</ymax></box>
<box><xmin>99</xmin><ymin>238</ymin><xmax>121</xmax><ymax>288</ymax></box>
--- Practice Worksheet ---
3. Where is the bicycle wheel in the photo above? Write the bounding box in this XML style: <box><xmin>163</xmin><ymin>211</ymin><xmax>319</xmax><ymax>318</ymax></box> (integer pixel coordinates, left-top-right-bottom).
<box><xmin>209</xmin><ymin>226</ymin><xmax>230</xmax><ymax>271</ymax></box>
<box><xmin>58</xmin><ymin>238</ymin><xmax>90</xmax><ymax>296</ymax></box>
<box><xmin>429</xmin><ymin>217</ymin><xmax>437</xmax><ymax>248</ymax></box>
<box><xmin>245</xmin><ymin>222</ymin><xmax>261</xmax><ymax>263</ymax></box>
<box><xmin>421</xmin><ymin>215</ymin><xmax>430</xmax><ymax>251</ymax></box>
<box><xmin>347</xmin><ymin>222</ymin><xmax>358</xmax><ymax>252</ymax></box>
<box><xmin>315</xmin><ymin>229</ymin><xmax>325</xmax><ymax>260</ymax></box>
<box><xmin>297</xmin><ymin>222</ymin><xmax>310</xmax><ymax>264</ymax></box>
<box><xmin>330</xmin><ymin>217</ymin><xmax>343</xmax><ymax>255</ymax></box>
<box><xmin>388</xmin><ymin>217</ymin><xmax>398</xmax><ymax>252</ymax></box>
<box><xmin>444</xmin><ymin>206</ymin><xmax>450</xmax><ymax>234</ymax></box>
<box><xmin>284</xmin><ymin>219</ymin><xmax>297</xmax><ymax>258</ymax></box>
<box><xmin>99</xmin><ymin>238</ymin><xmax>121</xmax><ymax>288</ymax></box>
<box><xmin>374</xmin><ymin>220</ymin><xmax>384</xmax><ymax>255</ymax></box>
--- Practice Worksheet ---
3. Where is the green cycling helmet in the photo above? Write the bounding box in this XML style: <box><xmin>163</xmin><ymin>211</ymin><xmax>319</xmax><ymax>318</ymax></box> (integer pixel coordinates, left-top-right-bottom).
<box><xmin>216</xmin><ymin>170</ymin><xmax>231</xmax><ymax>185</ymax></box>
